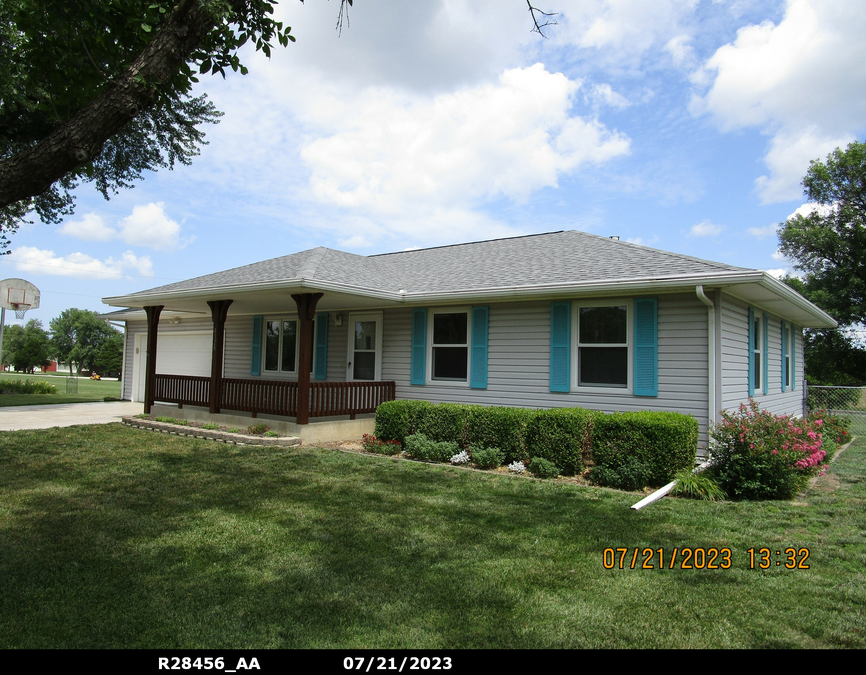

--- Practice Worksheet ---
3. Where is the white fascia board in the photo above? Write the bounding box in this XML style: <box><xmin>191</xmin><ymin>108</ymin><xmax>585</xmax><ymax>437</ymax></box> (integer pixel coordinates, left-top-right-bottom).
<box><xmin>102</xmin><ymin>278</ymin><xmax>402</xmax><ymax>307</ymax></box>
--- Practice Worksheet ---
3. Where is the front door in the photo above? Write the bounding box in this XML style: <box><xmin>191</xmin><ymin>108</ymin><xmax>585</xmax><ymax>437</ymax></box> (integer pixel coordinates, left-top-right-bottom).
<box><xmin>346</xmin><ymin>313</ymin><xmax>382</xmax><ymax>381</ymax></box>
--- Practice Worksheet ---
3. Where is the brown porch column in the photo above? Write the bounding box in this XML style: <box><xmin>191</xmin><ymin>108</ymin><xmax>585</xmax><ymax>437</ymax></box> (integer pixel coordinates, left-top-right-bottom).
<box><xmin>207</xmin><ymin>300</ymin><xmax>233</xmax><ymax>413</ymax></box>
<box><xmin>292</xmin><ymin>292</ymin><xmax>323</xmax><ymax>425</ymax></box>
<box><xmin>143</xmin><ymin>305</ymin><xmax>163</xmax><ymax>414</ymax></box>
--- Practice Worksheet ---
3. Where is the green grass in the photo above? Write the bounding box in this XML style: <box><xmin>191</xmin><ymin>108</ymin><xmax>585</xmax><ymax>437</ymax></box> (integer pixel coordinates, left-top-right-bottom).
<box><xmin>0</xmin><ymin>372</ymin><xmax>121</xmax><ymax>406</ymax></box>
<box><xmin>1</xmin><ymin>424</ymin><xmax>864</xmax><ymax>649</ymax></box>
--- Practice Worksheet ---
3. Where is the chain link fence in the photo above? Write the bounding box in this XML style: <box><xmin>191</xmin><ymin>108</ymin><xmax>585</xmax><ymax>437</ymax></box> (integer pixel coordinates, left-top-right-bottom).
<box><xmin>806</xmin><ymin>384</ymin><xmax>866</xmax><ymax>436</ymax></box>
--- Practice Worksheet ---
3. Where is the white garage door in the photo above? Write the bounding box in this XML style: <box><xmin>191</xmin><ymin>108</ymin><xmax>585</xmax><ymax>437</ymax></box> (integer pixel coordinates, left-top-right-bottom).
<box><xmin>134</xmin><ymin>332</ymin><xmax>213</xmax><ymax>402</ymax></box>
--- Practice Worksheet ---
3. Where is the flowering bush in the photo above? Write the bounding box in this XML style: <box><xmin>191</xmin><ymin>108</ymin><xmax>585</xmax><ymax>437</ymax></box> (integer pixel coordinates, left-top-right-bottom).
<box><xmin>361</xmin><ymin>434</ymin><xmax>403</xmax><ymax>456</ymax></box>
<box><xmin>707</xmin><ymin>400</ymin><xmax>827</xmax><ymax>501</ymax></box>
<box><xmin>808</xmin><ymin>409</ymin><xmax>851</xmax><ymax>447</ymax></box>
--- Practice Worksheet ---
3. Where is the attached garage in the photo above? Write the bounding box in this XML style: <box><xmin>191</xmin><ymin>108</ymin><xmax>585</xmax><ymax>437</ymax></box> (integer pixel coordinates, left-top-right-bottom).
<box><xmin>132</xmin><ymin>331</ymin><xmax>212</xmax><ymax>402</ymax></box>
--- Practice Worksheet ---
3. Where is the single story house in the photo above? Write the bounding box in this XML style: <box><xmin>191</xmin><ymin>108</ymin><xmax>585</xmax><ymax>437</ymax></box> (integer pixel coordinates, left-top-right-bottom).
<box><xmin>102</xmin><ymin>230</ymin><xmax>836</xmax><ymax>446</ymax></box>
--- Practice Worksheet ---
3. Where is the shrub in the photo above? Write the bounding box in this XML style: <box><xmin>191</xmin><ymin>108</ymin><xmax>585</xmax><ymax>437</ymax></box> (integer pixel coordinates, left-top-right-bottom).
<box><xmin>670</xmin><ymin>468</ymin><xmax>727</xmax><ymax>501</ymax></box>
<box><xmin>246</xmin><ymin>423</ymin><xmax>269</xmax><ymax>435</ymax></box>
<box><xmin>361</xmin><ymin>433</ymin><xmax>402</xmax><ymax>456</ymax></box>
<box><xmin>0</xmin><ymin>379</ymin><xmax>57</xmax><ymax>395</ymax></box>
<box><xmin>592</xmin><ymin>411</ymin><xmax>698</xmax><ymax>487</ymax></box>
<box><xmin>808</xmin><ymin>409</ymin><xmax>851</xmax><ymax>447</ymax></box>
<box><xmin>450</xmin><ymin>450</ymin><xmax>470</xmax><ymax>465</ymax></box>
<box><xmin>417</xmin><ymin>403</ymin><xmax>473</xmax><ymax>446</ymax></box>
<box><xmin>467</xmin><ymin>406</ymin><xmax>535</xmax><ymax>463</ymax></box>
<box><xmin>530</xmin><ymin>456</ymin><xmax>560</xmax><ymax>479</ymax></box>
<box><xmin>227</xmin><ymin>428</ymin><xmax>241</xmax><ymax>433</ymax></box>
<box><xmin>507</xmin><ymin>460</ymin><xmax>525</xmax><ymax>474</ymax></box>
<box><xmin>263</xmin><ymin>430</ymin><xmax>279</xmax><ymax>437</ymax></box>
<box><xmin>471</xmin><ymin>446</ymin><xmax>505</xmax><ymax>470</ymax></box>
<box><xmin>403</xmin><ymin>434</ymin><xmax>458</xmax><ymax>462</ymax></box>
<box><xmin>590</xmin><ymin>456</ymin><xmax>653</xmax><ymax>491</ymax></box>
<box><xmin>707</xmin><ymin>400</ymin><xmax>827</xmax><ymax>501</ymax></box>
<box><xmin>202</xmin><ymin>423</ymin><xmax>220</xmax><ymax>430</ymax></box>
<box><xmin>525</xmin><ymin>407</ymin><xmax>598</xmax><ymax>475</ymax></box>
<box><xmin>374</xmin><ymin>400</ymin><xmax>432</xmax><ymax>445</ymax></box>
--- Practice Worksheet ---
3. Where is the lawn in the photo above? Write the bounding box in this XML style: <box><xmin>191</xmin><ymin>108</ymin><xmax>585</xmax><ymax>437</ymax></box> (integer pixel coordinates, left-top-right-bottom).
<box><xmin>0</xmin><ymin>371</ymin><xmax>121</xmax><ymax>405</ymax></box>
<box><xmin>0</xmin><ymin>424</ymin><xmax>864</xmax><ymax>649</ymax></box>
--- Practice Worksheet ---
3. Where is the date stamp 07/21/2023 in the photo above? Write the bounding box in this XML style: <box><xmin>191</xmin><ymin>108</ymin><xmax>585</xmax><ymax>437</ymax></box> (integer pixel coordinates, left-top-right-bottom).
<box><xmin>602</xmin><ymin>547</ymin><xmax>811</xmax><ymax>570</ymax></box>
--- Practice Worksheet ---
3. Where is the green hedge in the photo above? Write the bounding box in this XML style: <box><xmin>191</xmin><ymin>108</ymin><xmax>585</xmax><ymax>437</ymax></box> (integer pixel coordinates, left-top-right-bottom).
<box><xmin>375</xmin><ymin>401</ymin><xmax>698</xmax><ymax>483</ymax></box>
<box><xmin>591</xmin><ymin>411</ymin><xmax>699</xmax><ymax>486</ymax></box>
<box><xmin>525</xmin><ymin>407</ymin><xmax>599</xmax><ymax>475</ymax></box>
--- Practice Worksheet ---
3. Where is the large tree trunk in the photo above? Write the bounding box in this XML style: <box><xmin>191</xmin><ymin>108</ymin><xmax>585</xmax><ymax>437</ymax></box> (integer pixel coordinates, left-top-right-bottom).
<box><xmin>0</xmin><ymin>0</ymin><xmax>219</xmax><ymax>210</ymax></box>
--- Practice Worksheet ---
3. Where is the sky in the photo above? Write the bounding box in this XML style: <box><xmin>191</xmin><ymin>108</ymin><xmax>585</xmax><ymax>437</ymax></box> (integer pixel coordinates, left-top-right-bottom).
<box><xmin>2</xmin><ymin>0</ymin><xmax>865</xmax><ymax>329</ymax></box>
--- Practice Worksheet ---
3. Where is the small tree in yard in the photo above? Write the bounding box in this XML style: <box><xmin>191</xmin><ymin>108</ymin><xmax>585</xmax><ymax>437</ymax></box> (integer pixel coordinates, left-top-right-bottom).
<box><xmin>2</xmin><ymin>319</ymin><xmax>50</xmax><ymax>373</ymax></box>
<box><xmin>50</xmin><ymin>309</ymin><xmax>120</xmax><ymax>375</ymax></box>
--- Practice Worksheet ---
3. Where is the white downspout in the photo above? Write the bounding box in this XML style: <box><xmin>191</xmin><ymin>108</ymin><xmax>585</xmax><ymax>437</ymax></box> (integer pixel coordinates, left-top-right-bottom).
<box><xmin>695</xmin><ymin>286</ymin><xmax>715</xmax><ymax>444</ymax></box>
<box><xmin>632</xmin><ymin>287</ymin><xmax>716</xmax><ymax>511</ymax></box>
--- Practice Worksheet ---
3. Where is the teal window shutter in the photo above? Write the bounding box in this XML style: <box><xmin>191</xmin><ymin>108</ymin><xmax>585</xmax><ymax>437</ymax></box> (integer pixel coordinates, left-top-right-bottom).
<box><xmin>633</xmin><ymin>298</ymin><xmax>658</xmax><ymax>397</ymax></box>
<box><xmin>251</xmin><ymin>316</ymin><xmax>263</xmax><ymax>376</ymax></box>
<box><xmin>549</xmin><ymin>302</ymin><xmax>571</xmax><ymax>392</ymax></box>
<box><xmin>470</xmin><ymin>306</ymin><xmax>489</xmax><ymax>389</ymax></box>
<box><xmin>746</xmin><ymin>307</ymin><xmax>755</xmax><ymax>396</ymax></box>
<box><xmin>762</xmin><ymin>313</ymin><xmax>769</xmax><ymax>395</ymax></box>
<box><xmin>792</xmin><ymin>325</ymin><xmax>797</xmax><ymax>390</ymax></box>
<box><xmin>411</xmin><ymin>308</ymin><xmax>427</xmax><ymax>385</ymax></box>
<box><xmin>314</xmin><ymin>313</ymin><xmax>329</xmax><ymax>380</ymax></box>
<box><xmin>780</xmin><ymin>320</ymin><xmax>787</xmax><ymax>391</ymax></box>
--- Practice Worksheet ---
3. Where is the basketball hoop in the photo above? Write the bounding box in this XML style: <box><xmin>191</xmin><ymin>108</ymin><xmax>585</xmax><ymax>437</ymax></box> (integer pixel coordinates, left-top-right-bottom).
<box><xmin>13</xmin><ymin>304</ymin><xmax>30</xmax><ymax>320</ymax></box>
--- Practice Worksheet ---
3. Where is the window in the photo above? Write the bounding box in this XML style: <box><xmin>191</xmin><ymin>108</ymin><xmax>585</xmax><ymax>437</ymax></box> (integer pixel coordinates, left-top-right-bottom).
<box><xmin>576</xmin><ymin>302</ymin><xmax>629</xmax><ymax>388</ymax></box>
<box><xmin>782</xmin><ymin>321</ymin><xmax>792</xmax><ymax>391</ymax></box>
<box><xmin>430</xmin><ymin>310</ymin><xmax>468</xmax><ymax>381</ymax></box>
<box><xmin>753</xmin><ymin>313</ymin><xmax>764</xmax><ymax>394</ymax></box>
<box><xmin>263</xmin><ymin>318</ymin><xmax>314</xmax><ymax>375</ymax></box>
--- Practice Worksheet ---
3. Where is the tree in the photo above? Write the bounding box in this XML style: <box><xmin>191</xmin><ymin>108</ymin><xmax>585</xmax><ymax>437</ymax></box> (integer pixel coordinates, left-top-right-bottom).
<box><xmin>50</xmin><ymin>308</ymin><xmax>119</xmax><ymax>374</ymax></box>
<box><xmin>0</xmin><ymin>0</ymin><xmax>297</xmax><ymax>250</ymax></box>
<box><xmin>779</xmin><ymin>140</ymin><xmax>866</xmax><ymax>384</ymax></box>
<box><xmin>94</xmin><ymin>331</ymin><xmax>125</xmax><ymax>378</ymax></box>
<box><xmin>2</xmin><ymin>319</ymin><xmax>51</xmax><ymax>373</ymax></box>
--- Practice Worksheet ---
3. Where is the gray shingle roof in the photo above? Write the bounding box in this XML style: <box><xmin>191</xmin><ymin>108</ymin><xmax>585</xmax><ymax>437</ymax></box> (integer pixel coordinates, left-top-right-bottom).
<box><xmin>119</xmin><ymin>230</ymin><xmax>751</xmax><ymax>300</ymax></box>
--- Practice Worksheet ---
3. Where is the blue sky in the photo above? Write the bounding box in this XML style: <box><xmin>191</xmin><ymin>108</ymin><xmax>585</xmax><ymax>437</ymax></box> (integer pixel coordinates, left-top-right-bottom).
<box><xmin>3</xmin><ymin>0</ymin><xmax>865</xmax><ymax>326</ymax></box>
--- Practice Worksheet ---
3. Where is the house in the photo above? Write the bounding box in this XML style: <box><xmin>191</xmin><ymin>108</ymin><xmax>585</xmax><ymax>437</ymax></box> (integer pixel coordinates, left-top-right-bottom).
<box><xmin>102</xmin><ymin>230</ymin><xmax>836</xmax><ymax>446</ymax></box>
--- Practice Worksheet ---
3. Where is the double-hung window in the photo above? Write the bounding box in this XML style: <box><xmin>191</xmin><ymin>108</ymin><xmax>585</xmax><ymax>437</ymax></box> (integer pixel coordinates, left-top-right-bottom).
<box><xmin>749</xmin><ymin>309</ymin><xmax>767</xmax><ymax>396</ymax></box>
<box><xmin>430</xmin><ymin>310</ymin><xmax>469</xmax><ymax>381</ymax></box>
<box><xmin>576</xmin><ymin>302</ymin><xmax>629</xmax><ymax>388</ymax></box>
<box><xmin>782</xmin><ymin>321</ymin><xmax>793</xmax><ymax>390</ymax></box>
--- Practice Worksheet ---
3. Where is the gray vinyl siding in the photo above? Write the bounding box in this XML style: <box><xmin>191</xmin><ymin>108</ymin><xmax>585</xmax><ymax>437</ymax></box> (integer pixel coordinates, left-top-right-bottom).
<box><xmin>719</xmin><ymin>293</ymin><xmax>805</xmax><ymax>419</ymax></box>
<box><xmin>122</xmin><ymin>322</ymin><xmax>138</xmax><ymax>400</ymax></box>
<box><xmin>382</xmin><ymin>294</ymin><xmax>711</xmax><ymax>444</ymax></box>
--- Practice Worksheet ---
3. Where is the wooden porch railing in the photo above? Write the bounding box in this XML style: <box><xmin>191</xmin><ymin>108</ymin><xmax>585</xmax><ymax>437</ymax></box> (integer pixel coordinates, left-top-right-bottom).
<box><xmin>153</xmin><ymin>374</ymin><xmax>210</xmax><ymax>408</ymax></box>
<box><xmin>152</xmin><ymin>375</ymin><xmax>396</xmax><ymax>421</ymax></box>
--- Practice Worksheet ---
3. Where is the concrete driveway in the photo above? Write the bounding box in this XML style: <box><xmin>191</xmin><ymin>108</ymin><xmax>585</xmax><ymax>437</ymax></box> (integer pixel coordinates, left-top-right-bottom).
<box><xmin>0</xmin><ymin>400</ymin><xmax>142</xmax><ymax>431</ymax></box>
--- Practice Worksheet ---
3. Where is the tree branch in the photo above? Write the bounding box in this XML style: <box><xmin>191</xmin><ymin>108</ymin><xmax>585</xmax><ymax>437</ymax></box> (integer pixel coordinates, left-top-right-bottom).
<box><xmin>526</xmin><ymin>1</ymin><xmax>558</xmax><ymax>38</ymax></box>
<box><xmin>0</xmin><ymin>0</ymin><xmax>219</xmax><ymax>212</ymax></box>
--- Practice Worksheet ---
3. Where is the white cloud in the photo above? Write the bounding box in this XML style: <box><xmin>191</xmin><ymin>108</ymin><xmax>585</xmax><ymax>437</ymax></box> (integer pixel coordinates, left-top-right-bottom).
<box><xmin>786</xmin><ymin>202</ymin><xmax>835</xmax><ymax>219</ymax></box>
<box><xmin>691</xmin><ymin>0</ymin><xmax>866</xmax><ymax>202</ymax></box>
<box><xmin>689</xmin><ymin>220</ymin><xmax>724</xmax><ymax>236</ymax></box>
<box><xmin>58</xmin><ymin>212</ymin><xmax>116</xmax><ymax>241</ymax></box>
<box><xmin>9</xmin><ymin>247</ymin><xmax>153</xmax><ymax>280</ymax></box>
<box><xmin>117</xmin><ymin>202</ymin><xmax>190</xmax><ymax>251</ymax></box>
<box><xmin>664</xmin><ymin>34</ymin><xmax>696</xmax><ymax>67</ymax></box>
<box><xmin>337</xmin><ymin>235</ymin><xmax>372</xmax><ymax>249</ymax></box>
<box><xmin>747</xmin><ymin>224</ymin><xmax>778</xmax><ymax>238</ymax></box>
<box><xmin>56</xmin><ymin>202</ymin><xmax>190</xmax><ymax>251</ymax></box>
<box><xmin>298</xmin><ymin>64</ymin><xmax>631</xmax><ymax>233</ymax></box>
<box><xmin>589</xmin><ymin>83</ymin><xmax>631</xmax><ymax>109</ymax></box>
<box><xmin>764</xmin><ymin>268</ymin><xmax>788</xmax><ymax>279</ymax></box>
<box><xmin>568</xmin><ymin>0</ymin><xmax>700</xmax><ymax>57</ymax></box>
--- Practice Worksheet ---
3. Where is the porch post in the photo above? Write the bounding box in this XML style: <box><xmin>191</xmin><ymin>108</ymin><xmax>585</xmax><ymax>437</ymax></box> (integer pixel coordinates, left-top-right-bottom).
<box><xmin>207</xmin><ymin>300</ymin><xmax>233</xmax><ymax>414</ymax></box>
<box><xmin>143</xmin><ymin>305</ymin><xmax>163</xmax><ymax>414</ymax></box>
<box><xmin>292</xmin><ymin>292</ymin><xmax>323</xmax><ymax>425</ymax></box>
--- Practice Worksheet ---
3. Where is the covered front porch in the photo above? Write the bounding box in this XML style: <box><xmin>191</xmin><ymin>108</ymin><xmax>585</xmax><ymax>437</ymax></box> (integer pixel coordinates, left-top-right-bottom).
<box><xmin>139</xmin><ymin>291</ymin><xmax>397</xmax><ymax>427</ymax></box>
